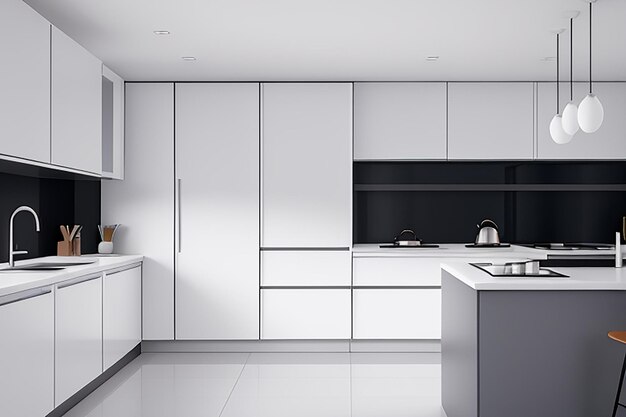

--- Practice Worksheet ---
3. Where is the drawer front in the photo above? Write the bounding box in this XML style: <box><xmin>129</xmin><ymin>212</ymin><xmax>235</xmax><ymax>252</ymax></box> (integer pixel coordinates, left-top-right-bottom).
<box><xmin>262</xmin><ymin>251</ymin><xmax>351</xmax><ymax>287</ymax></box>
<box><xmin>353</xmin><ymin>257</ymin><xmax>443</xmax><ymax>287</ymax></box>
<box><xmin>261</xmin><ymin>289</ymin><xmax>351</xmax><ymax>339</ymax></box>
<box><xmin>353</xmin><ymin>289</ymin><xmax>441</xmax><ymax>340</ymax></box>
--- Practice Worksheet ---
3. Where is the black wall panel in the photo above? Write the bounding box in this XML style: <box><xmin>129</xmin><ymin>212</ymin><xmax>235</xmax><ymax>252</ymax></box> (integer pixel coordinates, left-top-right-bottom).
<box><xmin>354</xmin><ymin>162</ymin><xmax>626</xmax><ymax>244</ymax></box>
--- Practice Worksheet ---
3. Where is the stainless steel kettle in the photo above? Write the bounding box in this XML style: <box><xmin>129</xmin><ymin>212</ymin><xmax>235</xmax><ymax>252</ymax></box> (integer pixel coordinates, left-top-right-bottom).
<box><xmin>475</xmin><ymin>219</ymin><xmax>501</xmax><ymax>245</ymax></box>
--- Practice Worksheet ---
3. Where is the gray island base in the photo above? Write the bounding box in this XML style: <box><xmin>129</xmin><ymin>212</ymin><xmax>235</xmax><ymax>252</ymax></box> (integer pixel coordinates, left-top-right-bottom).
<box><xmin>442</xmin><ymin>269</ymin><xmax>626</xmax><ymax>417</ymax></box>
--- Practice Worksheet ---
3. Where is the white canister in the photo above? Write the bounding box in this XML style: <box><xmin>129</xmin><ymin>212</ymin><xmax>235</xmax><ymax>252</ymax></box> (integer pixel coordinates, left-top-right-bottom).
<box><xmin>98</xmin><ymin>241</ymin><xmax>114</xmax><ymax>254</ymax></box>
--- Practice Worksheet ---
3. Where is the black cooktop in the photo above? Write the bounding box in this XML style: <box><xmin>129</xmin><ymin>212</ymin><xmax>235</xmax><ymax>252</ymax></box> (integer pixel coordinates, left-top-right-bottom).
<box><xmin>521</xmin><ymin>243</ymin><xmax>614</xmax><ymax>251</ymax></box>
<box><xmin>379</xmin><ymin>244</ymin><xmax>440</xmax><ymax>248</ymax></box>
<box><xmin>465</xmin><ymin>243</ymin><xmax>511</xmax><ymax>248</ymax></box>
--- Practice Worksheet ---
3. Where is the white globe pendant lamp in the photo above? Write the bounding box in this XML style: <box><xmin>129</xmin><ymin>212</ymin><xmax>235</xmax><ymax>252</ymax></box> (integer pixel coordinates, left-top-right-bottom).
<box><xmin>550</xmin><ymin>29</ymin><xmax>573</xmax><ymax>144</ymax></box>
<box><xmin>577</xmin><ymin>0</ymin><xmax>604</xmax><ymax>133</ymax></box>
<box><xmin>562</xmin><ymin>13</ymin><xmax>580</xmax><ymax>135</ymax></box>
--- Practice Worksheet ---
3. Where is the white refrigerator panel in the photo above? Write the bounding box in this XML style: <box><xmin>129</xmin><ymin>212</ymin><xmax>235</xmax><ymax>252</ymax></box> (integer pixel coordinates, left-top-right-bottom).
<box><xmin>175</xmin><ymin>83</ymin><xmax>260</xmax><ymax>340</ymax></box>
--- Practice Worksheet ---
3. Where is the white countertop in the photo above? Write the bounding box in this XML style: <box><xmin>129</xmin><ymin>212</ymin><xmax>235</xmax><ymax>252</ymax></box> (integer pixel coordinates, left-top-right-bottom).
<box><xmin>352</xmin><ymin>243</ymin><xmax>619</xmax><ymax>259</ymax></box>
<box><xmin>0</xmin><ymin>255</ymin><xmax>144</xmax><ymax>297</ymax></box>
<box><xmin>441</xmin><ymin>261</ymin><xmax>626</xmax><ymax>291</ymax></box>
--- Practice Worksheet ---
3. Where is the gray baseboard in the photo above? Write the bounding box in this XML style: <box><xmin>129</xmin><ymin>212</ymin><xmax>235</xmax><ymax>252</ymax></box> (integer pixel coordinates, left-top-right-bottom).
<box><xmin>46</xmin><ymin>343</ymin><xmax>141</xmax><ymax>417</ymax></box>
<box><xmin>141</xmin><ymin>339</ymin><xmax>441</xmax><ymax>353</ymax></box>
<box><xmin>350</xmin><ymin>339</ymin><xmax>441</xmax><ymax>353</ymax></box>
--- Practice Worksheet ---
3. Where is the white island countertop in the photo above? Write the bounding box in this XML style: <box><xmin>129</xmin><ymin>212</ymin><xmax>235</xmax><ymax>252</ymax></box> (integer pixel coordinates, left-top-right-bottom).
<box><xmin>442</xmin><ymin>261</ymin><xmax>626</xmax><ymax>291</ymax></box>
<box><xmin>0</xmin><ymin>255</ymin><xmax>143</xmax><ymax>297</ymax></box>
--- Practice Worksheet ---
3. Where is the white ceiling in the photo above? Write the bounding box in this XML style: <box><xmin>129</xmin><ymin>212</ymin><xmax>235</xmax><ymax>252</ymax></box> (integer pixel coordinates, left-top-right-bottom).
<box><xmin>24</xmin><ymin>0</ymin><xmax>626</xmax><ymax>81</ymax></box>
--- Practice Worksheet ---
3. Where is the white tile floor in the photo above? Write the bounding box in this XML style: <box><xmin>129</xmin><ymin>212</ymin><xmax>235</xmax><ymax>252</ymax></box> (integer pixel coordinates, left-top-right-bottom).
<box><xmin>63</xmin><ymin>352</ymin><xmax>447</xmax><ymax>417</ymax></box>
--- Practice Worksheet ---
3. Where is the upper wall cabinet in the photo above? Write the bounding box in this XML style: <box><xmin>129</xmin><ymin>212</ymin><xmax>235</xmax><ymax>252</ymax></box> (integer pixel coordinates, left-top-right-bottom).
<box><xmin>102</xmin><ymin>66</ymin><xmax>125</xmax><ymax>179</ymax></box>
<box><xmin>261</xmin><ymin>83</ymin><xmax>353</xmax><ymax>248</ymax></box>
<box><xmin>354</xmin><ymin>82</ymin><xmax>447</xmax><ymax>160</ymax></box>
<box><xmin>0</xmin><ymin>0</ymin><xmax>51</xmax><ymax>163</ymax></box>
<box><xmin>52</xmin><ymin>27</ymin><xmax>102</xmax><ymax>175</ymax></box>
<box><xmin>448</xmin><ymin>83</ymin><xmax>534</xmax><ymax>160</ymax></box>
<box><xmin>537</xmin><ymin>82</ymin><xmax>626</xmax><ymax>160</ymax></box>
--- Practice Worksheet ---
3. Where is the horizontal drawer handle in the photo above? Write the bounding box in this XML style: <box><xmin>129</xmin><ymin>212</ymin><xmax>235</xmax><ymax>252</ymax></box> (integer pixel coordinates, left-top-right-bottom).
<box><xmin>261</xmin><ymin>286</ymin><xmax>351</xmax><ymax>290</ymax></box>
<box><xmin>104</xmin><ymin>262</ymin><xmax>142</xmax><ymax>276</ymax></box>
<box><xmin>0</xmin><ymin>287</ymin><xmax>52</xmax><ymax>307</ymax></box>
<box><xmin>57</xmin><ymin>273</ymin><xmax>102</xmax><ymax>289</ymax></box>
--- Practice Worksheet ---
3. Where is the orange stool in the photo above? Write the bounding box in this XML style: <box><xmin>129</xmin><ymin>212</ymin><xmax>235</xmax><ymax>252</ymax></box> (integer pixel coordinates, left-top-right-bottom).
<box><xmin>609</xmin><ymin>332</ymin><xmax>626</xmax><ymax>417</ymax></box>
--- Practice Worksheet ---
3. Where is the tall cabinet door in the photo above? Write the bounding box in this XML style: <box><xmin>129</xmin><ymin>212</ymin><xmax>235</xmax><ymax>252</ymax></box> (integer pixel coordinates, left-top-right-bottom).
<box><xmin>101</xmin><ymin>83</ymin><xmax>175</xmax><ymax>340</ymax></box>
<box><xmin>51</xmin><ymin>27</ymin><xmax>102</xmax><ymax>174</ymax></box>
<box><xmin>175</xmin><ymin>83</ymin><xmax>260</xmax><ymax>340</ymax></box>
<box><xmin>261</xmin><ymin>83</ymin><xmax>352</xmax><ymax>248</ymax></box>
<box><xmin>0</xmin><ymin>0</ymin><xmax>50</xmax><ymax>163</ymax></box>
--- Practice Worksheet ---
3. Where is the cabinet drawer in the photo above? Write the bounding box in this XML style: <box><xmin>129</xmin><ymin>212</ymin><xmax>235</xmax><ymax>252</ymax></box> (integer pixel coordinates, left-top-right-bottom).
<box><xmin>261</xmin><ymin>289</ymin><xmax>351</xmax><ymax>339</ymax></box>
<box><xmin>353</xmin><ymin>257</ymin><xmax>443</xmax><ymax>286</ymax></box>
<box><xmin>262</xmin><ymin>251</ymin><xmax>351</xmax><ymax>287</ymax></box>
<box><xmin>353</xmin><ymin>289</ymin><xmax>441</xmax><ymax>340</ymax></box>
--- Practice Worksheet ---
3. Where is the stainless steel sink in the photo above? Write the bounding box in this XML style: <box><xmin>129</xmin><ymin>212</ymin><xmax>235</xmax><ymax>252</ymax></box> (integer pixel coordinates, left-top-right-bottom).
<box><xmin>0</xmin><ymin>259</ymin><xmax>97</xmax><ymax>272</ymax></box>
<box><xmin>0</xmin><ymin>266</ymin><xmax>67</xmax><ymax>272</ymax></box>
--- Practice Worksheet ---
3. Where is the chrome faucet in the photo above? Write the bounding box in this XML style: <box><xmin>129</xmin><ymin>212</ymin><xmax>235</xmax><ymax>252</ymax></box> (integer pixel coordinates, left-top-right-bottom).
<box><xmin>9</xmin><ymin>206</ymin><xmax>40</xmax><ymax>268</ymax></box>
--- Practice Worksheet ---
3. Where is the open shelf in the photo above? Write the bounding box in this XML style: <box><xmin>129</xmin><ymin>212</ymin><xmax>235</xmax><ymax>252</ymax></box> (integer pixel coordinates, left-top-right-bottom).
<box><xmin>354</xmin><ymin>184</ymin><xmax>626</xmax><ymax>192</ymax></box>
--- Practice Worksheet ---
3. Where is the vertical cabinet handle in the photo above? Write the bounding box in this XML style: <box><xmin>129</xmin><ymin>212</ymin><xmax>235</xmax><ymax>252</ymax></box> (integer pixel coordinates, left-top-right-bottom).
<box><xmin>177</xmin><ymin>178</ymin><xmax>182</xmax><ymax>253</ymax></box>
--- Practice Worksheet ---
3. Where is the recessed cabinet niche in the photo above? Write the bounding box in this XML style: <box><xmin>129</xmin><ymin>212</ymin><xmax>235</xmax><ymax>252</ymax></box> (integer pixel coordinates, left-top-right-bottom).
<box><xmin>102</xmin><ymin>66</ymin><xmax>125</xmax><ymax>179</ymax></box>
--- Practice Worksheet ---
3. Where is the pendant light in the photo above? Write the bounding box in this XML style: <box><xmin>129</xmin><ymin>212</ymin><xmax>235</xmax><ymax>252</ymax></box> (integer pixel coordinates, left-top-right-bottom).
<box><xmin>550</xmin><ymin>29</ymin><xmax>573</xmax><ymax>144</ymax></box>
<box><xmin>562</xmin><ymin>12</ymin><xmax>580</xmax><ymax>135</ymax></box>
<box><xmin>577</xmin><ymin>0</ymin><xmax>604</xmax><ymax>133</ymax></box>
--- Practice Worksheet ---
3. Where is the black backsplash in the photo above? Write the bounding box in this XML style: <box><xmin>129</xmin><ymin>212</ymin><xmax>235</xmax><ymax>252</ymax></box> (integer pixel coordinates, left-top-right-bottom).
<box><xmin>354</xmin><ymin>162</ymin><xmax>626</xmax><ymax>244</ymax></box>
<box><xmin>0</xmin><ymin>162</ymin><xmax>101</xmax><ymax>263</ymax></box>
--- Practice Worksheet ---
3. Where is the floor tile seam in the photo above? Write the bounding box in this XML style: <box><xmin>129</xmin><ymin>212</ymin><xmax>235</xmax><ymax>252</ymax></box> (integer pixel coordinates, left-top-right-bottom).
<box><xmin>217</xmin><ymin>352</ymin><xmax>251</xmax><ymax>417</ymax></box>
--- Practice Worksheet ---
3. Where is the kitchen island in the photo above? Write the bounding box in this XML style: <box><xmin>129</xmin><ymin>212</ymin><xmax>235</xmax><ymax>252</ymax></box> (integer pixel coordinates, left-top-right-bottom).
<box><xmin>441</xmin><ymin>262</ymin><xmax>626</xmax><ymax>417</ymax></box>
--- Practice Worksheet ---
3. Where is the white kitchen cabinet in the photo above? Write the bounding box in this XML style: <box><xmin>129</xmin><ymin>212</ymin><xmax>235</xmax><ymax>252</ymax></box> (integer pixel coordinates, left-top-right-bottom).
<box><xmin>353</xmin><ymin>257</ymin><xmax>445</xmax><ymax>287</ymax></box>
<box><xmin>353</xmin><ymin>289</ymin><xmax>441</xmax><ymax>339</ymax></box>
<box><xmin>52</xmin><ymin>26</ymin><xmax>102</xmax><ymax>174</ymax></box>
<box><xmin>102</xmin><ymin>83</ymin><xmax>175</xmax><ymax>341</ymax></box>
<box><xmin>175</xmin><ymin>83</ymin><xmax>259</xmax><ymax>340</ymax></box>
<box><xmin>103</xmin><ymin>265</ymin><xmax>141</xmax><ymax>370</ymax></box>
<box><xmin>261</xmin><ymin>83</ymin><xmax>352</xmax><ymax>248</ymax></box>
<box><xmin>0</xmin><ymin>0</ymin><xmax>50</xmax><ymax>164</ymax></box>
<box><xmin>101</xmin><ymin>66</ymin><xmax>125</xmax><ymax>179</ymax></box>
<box><xmin>55</xmin><ymin>274</ymin><xmax>103</xmax><ymax>406</ymax></box>
<box><xmin>354</xmin><ymin>82</ymin><xmax>447</xmax><ymax>160</ymax></box>
<box><xmin>448</xmin><ymin>83</ymin><xmax>534</xmax><ymax>160</ymax></box>
<box><xmin>261</xmin><ymin>250</ymin><xmax>351</xmax><ymax>287</ymax></box>
<box><xmin>537</xmin><ymin>82</ymin><xmax>626</xmax><ymax>159</ymax></box>
<box><xmin>0</xmin><ymin>288</ymin><xmax>54</xmax><ymax>417</ymax></box>
<box><xmin>261</xmin><ymin>289</ymin><xmax>351</xmax><ymax>339</ymax></box>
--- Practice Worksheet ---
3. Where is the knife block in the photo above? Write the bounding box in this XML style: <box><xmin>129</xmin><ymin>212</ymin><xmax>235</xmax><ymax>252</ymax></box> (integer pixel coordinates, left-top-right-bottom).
<box><xmin>57</xmin><ymin>225</ymin><xmax>81</xmax><ymax>256</ymax></box>
<box><xmin>57</xmin><ymin>241</ymin><xmax>73</xmax><ymax>256</ymax></box>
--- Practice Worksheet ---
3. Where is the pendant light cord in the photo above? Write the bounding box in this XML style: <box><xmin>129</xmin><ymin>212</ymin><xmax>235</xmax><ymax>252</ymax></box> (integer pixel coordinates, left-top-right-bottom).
<box><xmin>570</xmin><ymin>18</ymin><xmax>574</xmax><ymax>101</ymax></box>
<box><xmin>556</xmin><ymin>33</ymin><xmax>560</xmax><ymax>114</ymax></box>
<box><xmin>589</xmin><ymin>1</ymin><xmax>593</xmax><ymax>94</ymax></box>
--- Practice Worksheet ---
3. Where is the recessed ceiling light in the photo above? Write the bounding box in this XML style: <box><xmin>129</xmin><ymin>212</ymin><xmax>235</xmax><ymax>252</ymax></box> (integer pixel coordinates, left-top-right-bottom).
<box><xmin>181</xmin><ymin>56</ymin><xmax>197</xmax><ymax>61</ymax></box>
<box><xmin>425</xmin><ymin>56</ymin><xmax>439</xmax><ymax>62</ymax></box>
<box><xmin>153</xmin><ymin>30</ymin><xmax>170</xmax><ymax>35</ymax></box>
